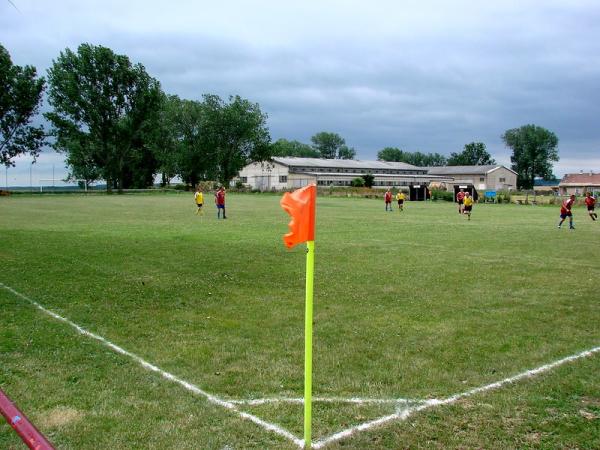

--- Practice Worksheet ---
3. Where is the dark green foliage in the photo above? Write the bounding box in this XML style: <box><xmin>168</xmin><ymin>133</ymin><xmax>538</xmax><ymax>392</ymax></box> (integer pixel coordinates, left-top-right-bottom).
<box><xmin>0</xmin><ymin>44</ymin><xmax>45</xmax><ymax>167</ymax></box>
<box><xmin>271</xmin><ymin>138</ymin><xmax>319</xmax><ymax>158</ymax></box>
<box><xmin>447</xmin><ymin>142</ymin><xmax>496</xmax><ymax>166</ymax></box>
<box><xmin>351</xmin><ymin>177</ymin><xmax>365</xmax><ymax>187</ymax></box>
<box><xmin>377</xmin><ymin>147</ymin><xmax>447</xmax><ymax>166</ymax></box>
<box><xmin>502</xmin><ymin>124</ymin><xmax>559</xmax><ymax>189</ymax></box>
<box><xmin>310</xmin><ymin>131</ymin><xmax>355</xmax><ymax>159</ymax></box>
<box><xmin>362</xmin><ymin>173</ymin><xmax>374</xmax><ymax>188</ymax></box>
<box><xmin>45</xmin><ymin>43</ymin><xmax>162</xmax><ymax>192</ymax></box>
<box><xmin>200</xmin><ymin>94</ymin><xmax>271</xmax><ymax>187</ymax></box>
<box><xmin>431</xmin><ymin>189</ymin><xmax>454</xmax><ymax>201</ymax></box>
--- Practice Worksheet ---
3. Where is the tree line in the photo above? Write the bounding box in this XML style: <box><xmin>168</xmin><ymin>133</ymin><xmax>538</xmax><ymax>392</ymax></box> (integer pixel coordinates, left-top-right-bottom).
<box><xmin>1</xmin><ymin>42</ymin><xmax>559</xmax><ymax>190</ymax></box>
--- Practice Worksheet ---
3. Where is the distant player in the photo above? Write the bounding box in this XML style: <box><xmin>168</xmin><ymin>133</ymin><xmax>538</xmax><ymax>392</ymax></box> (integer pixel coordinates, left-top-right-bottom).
<box><xmin>456</xmin><ymin>189</ymin><xmax>465</xmax><ymax>214</ymax></box>
<box><xmin>194</xmin><ymin>186</ymin><xmax>204</xmax><ymax>215</ymax></box>
<box><xmin>558</xmin><ymin>194</ymin><xmax>576</xmax><ymax>229</ymax></box>
<box><xmin>396</xmin><ymin>191</ymin><xmax>405</xmax><ymax>211</ymax></box>
<box><xmin>463</xmin><ymin>191</ymin><xmax>473</xmax><ymax>220</ymax></box>
<box><xmin>384</xmin><ymin>189</ymin><xmax>392</xmax><ymax>211</ymax></box>
<box><xmin>584</xmin><ymin>192</ymin><xmax>597</xmax><ymax>221</ymax></box>
<box><xmin>215</xmin><ymin>186</ymin><xmax>227</xmax><ymax>219</ymax></box>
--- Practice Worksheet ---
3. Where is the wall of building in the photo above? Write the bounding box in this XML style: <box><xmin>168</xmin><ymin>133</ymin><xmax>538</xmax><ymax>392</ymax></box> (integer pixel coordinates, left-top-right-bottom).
<box><xmin>237</xmin><ymin>162</ymin><xmax>289</xmax><ymax>191</ymax></box>
<box><xmin>486</xmin><ymin>167</ymin><xmax>517</xmax><ymax>190</ymax></box>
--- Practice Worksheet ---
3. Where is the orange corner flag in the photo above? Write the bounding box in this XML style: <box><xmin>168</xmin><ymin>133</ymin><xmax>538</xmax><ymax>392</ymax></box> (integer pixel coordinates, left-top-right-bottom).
<box><xmin>280</xmin><ymin>184</ymin><xmax>316</xmax><ymax>248</ymax></box>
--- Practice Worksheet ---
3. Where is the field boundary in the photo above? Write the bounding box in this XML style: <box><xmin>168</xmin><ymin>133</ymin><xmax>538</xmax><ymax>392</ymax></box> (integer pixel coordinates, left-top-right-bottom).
<box><xmin>2</xmin><ymin>282</ymin><xmax>599</xmax><ymax>449</ymax></box>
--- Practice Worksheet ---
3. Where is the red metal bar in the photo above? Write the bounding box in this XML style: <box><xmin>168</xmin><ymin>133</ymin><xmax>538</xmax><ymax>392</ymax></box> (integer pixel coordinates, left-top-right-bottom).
<box><xmin>0</xmin><ymin>388</ymin><xmax>55</xmax><ymax>450</ymax></box>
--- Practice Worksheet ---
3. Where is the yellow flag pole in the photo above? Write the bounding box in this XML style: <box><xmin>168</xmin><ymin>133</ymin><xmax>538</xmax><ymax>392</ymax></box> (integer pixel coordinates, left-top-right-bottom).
<box><xmin>304</xmin><ymin>240</ymin><xmax>315</xmax><ymax>448</ymax></box>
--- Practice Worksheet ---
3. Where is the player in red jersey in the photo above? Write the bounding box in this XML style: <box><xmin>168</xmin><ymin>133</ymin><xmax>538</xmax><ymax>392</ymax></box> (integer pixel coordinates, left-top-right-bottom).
<box><xmin>384</xmin><ymin>189</ymin><xmax>393</xmax><ymax>211</ymax></box>
<box><xmin>215</xmin><ymin>186</ymin><xmax>227</xmax><ymax>219</ymax></box>
<box><xmin>584</xmin><ymin>192</ymin><xmax>597</xmax><ymax>221</ymax></box>
<box><xmin>456</xmin><ymin>189</ymin><xmax>465</xmax><ymax>214</ymax></box>
<box><xmin>558</xmin><ymin>194</ymin><xmax>576</xmax><ymax>229</ymax></box>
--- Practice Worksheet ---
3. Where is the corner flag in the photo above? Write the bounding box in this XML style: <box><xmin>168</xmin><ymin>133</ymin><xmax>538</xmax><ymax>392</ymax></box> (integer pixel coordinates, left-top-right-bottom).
<box><xmin>280</xmin><ymin>184</ymin><xmax>316</xmax><ymax>448</ymax></box>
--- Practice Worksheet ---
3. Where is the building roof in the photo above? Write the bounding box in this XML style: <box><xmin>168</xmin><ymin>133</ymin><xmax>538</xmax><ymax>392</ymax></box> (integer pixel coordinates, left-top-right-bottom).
<box><xmin>272</xmin><ymin>157</ymin><xmax>422</xmax><ymax>171</ymax></box>
<box><xmin>559</xmin><ymin>172</ymin><xmax>600</xmax><ymax>186</ymax></box>
<box><xmin>293</xmin><ymin>171</ymin><xmax>453</xmax><ymax>180</ymax></box>
<box><xmin>425</xmin><ymin>165</ymin><xmax>516</xmax><ymax>175</ymax></box>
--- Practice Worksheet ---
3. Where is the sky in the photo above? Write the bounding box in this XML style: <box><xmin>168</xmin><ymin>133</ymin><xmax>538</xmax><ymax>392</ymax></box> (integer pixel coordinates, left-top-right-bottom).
<box><xmin>2</xmin><ymin>0</ymin><xmax>600</xmax><ymax>186</ymax></box>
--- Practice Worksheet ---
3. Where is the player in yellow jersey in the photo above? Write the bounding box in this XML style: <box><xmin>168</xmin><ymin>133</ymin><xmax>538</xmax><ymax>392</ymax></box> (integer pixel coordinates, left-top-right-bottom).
<box><xmin>463</xmin><ymin>192</ymin><xmax>473</xmax><ymax>220</ymax></box>
<box><xmin>194</xmin><ymin>186</ymin><xmax>204</xmax><ymax>215</ymax></box>
<box><xmin>396</xmin><ymin>191</ymin><xmax>405</xmax><ymax>211</ymax></box>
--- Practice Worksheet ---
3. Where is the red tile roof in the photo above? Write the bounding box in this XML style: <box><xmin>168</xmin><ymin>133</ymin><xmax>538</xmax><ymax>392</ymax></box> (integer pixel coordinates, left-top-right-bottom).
<box><xmin>560</xmin><ymin>173</ymin><xmax>600</xmax><ymax>185</ymax></box>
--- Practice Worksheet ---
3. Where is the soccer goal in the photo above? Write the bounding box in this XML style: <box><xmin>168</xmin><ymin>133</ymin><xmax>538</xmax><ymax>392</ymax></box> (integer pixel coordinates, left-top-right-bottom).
<box><xmin>38</xmin><ymin>179</ymin><xmax>90</xmax><ymax>193</ymax></box>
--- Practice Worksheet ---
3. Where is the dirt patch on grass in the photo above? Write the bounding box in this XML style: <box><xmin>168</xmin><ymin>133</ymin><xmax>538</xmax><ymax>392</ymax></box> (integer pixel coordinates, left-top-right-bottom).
<box><xmin>39</xmin><ymin>406</ymin><xmax>84</xmax><ymax>429</ymax></box>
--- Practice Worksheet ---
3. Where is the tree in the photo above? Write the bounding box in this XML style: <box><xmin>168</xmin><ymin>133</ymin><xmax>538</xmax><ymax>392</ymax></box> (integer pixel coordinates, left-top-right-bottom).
<box><xmin>0</xmin><ymin>44</ymin><xmax>45</xmax><ymax>167</ymax></box>
<box><xmin>201</xmin><ymin>94</ymin><xmax>271</xmax><ymax>187</ymax></box>
<box><xmin>447</xmin><ymin>142</ymin><xmax>496</xmax><ymax>166</ymax></box>
<box><xmin>311</xmin><ymin>131</ymin><xmax>346</xmax><ymax>159</ymax></box>
<box><xmin>377</xmin><ymin>147</ymin><xmax>447</xmax><ymax>166</ymax></box>
<box><xmin>502</xmin><ymin>125</ymin><xmax>559</xmax><ymax>189</ymax></box>
<box><xmin>150</xmin><ymin>93</ymin><xmax>183</xmax><ymax>186</ymax></box>
<box><xmin>45</xmin><ymin>43</ymin><xmax>162</xmax><ymax>192</ymax></box>
<box><xmin>337</xmin><ymin>145</ymin><xmax>356</xmax><ymax>160</ymax></box>
<box><xmin>377</xmin><ymin>147</ymin><xmax>404</xmax><ymax>162</ymax></box>
<box><xmin>173</xmin><ymin>97</ymin><xmax>213</xmax><ymax>188</ymax></box>
<box><xmin>362</xmin><ymin>173</ymin><xmax>374</xmax><ymax>188</ymax></box>
<box><xmin>271</xmin><ymin>138</ymin><xmax>319</xmax><ymax>158</ymax></box>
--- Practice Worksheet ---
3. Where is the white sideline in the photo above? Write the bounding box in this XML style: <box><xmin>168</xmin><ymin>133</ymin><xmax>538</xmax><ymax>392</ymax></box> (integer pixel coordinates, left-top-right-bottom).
<box><xmin>2</xmin><ymin>282</ymin><xmax>599</xmax><ymax>449</ymax></box>
<box><xmin>0</xmin><ymin>283</ymin><xmax>304</xmax><ymax>448</ymax></box>
<box><xmin>313</xmin><ymin>345</ymin><xmax>600</xmax><ymax>449</ymax></box>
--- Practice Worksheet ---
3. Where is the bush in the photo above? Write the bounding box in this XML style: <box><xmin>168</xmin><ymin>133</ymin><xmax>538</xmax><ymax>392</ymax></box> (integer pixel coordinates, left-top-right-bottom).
<box><xmin>351</xmin><ymin>177</ymin><xmax>365</xmax><ymax>187</ymax></box>
<box><xmin>431</xmin><ymin>189</ymin><xmax>453</xmax><ymax>201</ymax></box>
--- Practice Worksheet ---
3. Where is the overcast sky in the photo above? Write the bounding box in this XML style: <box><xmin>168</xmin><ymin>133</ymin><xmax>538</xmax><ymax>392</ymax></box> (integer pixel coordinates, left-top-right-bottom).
<box><xmin>2</xmin><ymin>0</ymin><xmax>600</xmax><ymax>186</ymax></box>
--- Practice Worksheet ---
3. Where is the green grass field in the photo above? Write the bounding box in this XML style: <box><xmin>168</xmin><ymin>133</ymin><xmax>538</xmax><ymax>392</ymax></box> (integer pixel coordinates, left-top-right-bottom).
<box><xmin>1</xmin><ymin>193</ymin><xmax>599</xmax><ymax>449</ymax></box>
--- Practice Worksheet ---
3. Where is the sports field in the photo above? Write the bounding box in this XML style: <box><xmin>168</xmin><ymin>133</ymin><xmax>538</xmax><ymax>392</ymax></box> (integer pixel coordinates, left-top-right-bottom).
<box><xmin>1</xmin><ymin>193</ymin><xmax>599</xmax><ymax>449</ymax></box>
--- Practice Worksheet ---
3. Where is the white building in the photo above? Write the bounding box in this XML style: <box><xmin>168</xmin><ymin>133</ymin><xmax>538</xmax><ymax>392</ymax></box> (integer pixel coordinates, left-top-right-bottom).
<box><xmin>425</xmin><ymin>165</ymin><xmax>517</xmax><ymax>192</ymax></box>
<box><xmin>237</xmin><ymin>157</ymin><xmax>453</xmax><ymax>190</ymax></box>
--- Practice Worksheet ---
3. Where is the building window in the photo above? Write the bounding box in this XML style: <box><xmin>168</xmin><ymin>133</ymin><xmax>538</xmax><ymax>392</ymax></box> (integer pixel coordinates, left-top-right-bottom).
<box><xmin>240</xmin><ymin>177</ymin><xmax>247</xmax><ymax>183</ymax></box>
<box><xmin>279</xmin><ymin>176</ymin><xmax>287</xmax><ymax>183</ymax></box>
<box><xmin>499</xmin><ymin>177</ymin><xmax>506</xmax><ymax>183</ymax></box>
<box><xmin>480</xmin><ymin>177</ymin><xmax>485</xmax><ymax>182</ymax></box>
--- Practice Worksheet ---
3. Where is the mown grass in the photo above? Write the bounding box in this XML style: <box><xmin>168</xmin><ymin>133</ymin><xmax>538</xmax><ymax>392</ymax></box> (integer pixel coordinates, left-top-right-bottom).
<box><xmin>1</xmin><ymin>193</ymin><xmax>599</xmax><ymax>449</ymax></box>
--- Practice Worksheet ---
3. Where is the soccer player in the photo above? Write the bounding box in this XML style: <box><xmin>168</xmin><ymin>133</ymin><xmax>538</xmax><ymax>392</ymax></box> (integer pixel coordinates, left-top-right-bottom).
<box><xmin>215</xmin><ymin>186</ymin><xmax>227</xmax><ymax>219</ymax></box>
<box><xmin>456</xmin><ymin>189</ymin><xmax>465</xmax><ymax>214</ymax></box>
<box><xmin>194</xmin><ymin>186</ymin><xmax>204</xmax><ymax>215</ymax></box>
<box><xmin>384</xmin><ymin>189</ymin><xmax>392</xmax><ymax>211</ymax></box>
<box><xmin>584</xmin><ymin>192</ymin><xmax>597</xmax><ymax>221</ymax></box>
<box><xmin>396</xmin><ymin>190</ymin><xmax>405</xmax><ymax>211</ymax></box>
<box><xmin>558</xmin><ymin>194</ymin><xmax>576</xmax><ymax>229</ymax></box>
<box><xmin>463</xmin><ymin>191</ymin><xmax>473</xmax><ymax>220</ymax></box>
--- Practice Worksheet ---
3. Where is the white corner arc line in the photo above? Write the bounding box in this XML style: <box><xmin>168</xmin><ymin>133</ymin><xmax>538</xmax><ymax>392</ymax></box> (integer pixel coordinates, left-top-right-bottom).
<box><xmin>313</xmin><ymin>345</ymin><xmax>600</xmax><ymax>449</ymax></box>
<box><xmin>0</xmin><ymin>283</ymin><xmax>304</xmax><ymax>448</ymax></box>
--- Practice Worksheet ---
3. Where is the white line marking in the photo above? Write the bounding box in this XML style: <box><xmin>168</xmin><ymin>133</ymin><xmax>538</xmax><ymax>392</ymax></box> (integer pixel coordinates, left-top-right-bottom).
<box><xmin>228</xmin><ymin>396</ymin><xmax>425</xmax><ymax>406</ymax></box>
<box><xmin>314</xmin><ymin>346</ymin><xmax>600</xmax><ymax>448</ymax></box>
<box><xmin>3</xmin><ymin>282</ymin><xmax>599</xmax><ymax>449</ymax></box>
<box><xmin>0</xmin><ymin>283</ymin><xmax>304</xmax><ymax>448</ymax></box>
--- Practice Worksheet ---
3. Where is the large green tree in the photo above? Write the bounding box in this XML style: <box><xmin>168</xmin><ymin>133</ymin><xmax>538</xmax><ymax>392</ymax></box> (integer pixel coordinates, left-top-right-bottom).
<box><xmin>271</xmin><ymin>138</ymin><xmax>319</xmax><ymax>158</ymax></box>
<box><xmin>45</xmin><ymin>43</ymin><xmax>162</xmax><ymax>192</ymax></box>
<box><xmin>173</xmin><ymin>97</ymin><xmax>213</xmax><ymax>188</ymax></box>
<box><xmin>201</xmin><ymin>94</ymin><xmax>271</xmax><ymax>187</ymax></box>
<box><xmin>447</xmin><ymin>142</ymin><xmax>495</xmax><ymax>166</ymax></box>
<box><xmin>502</xmin><ymin>124</ymin><xmax>559</xmax><ymax>189</ymax></box>
<box><xmin>0</xmin><ymin>44</ymin><xmax>45</xmax><ymax>167</ymax></box>
<box><xmin>150</xmin><ymin>94</ymin><xmax>187</xmax><ymax>186</ymax></box>
<box><xmin>311</xmin><ymin>131</ymin><xmax>350</xmax><ymax>159</ymax></box>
